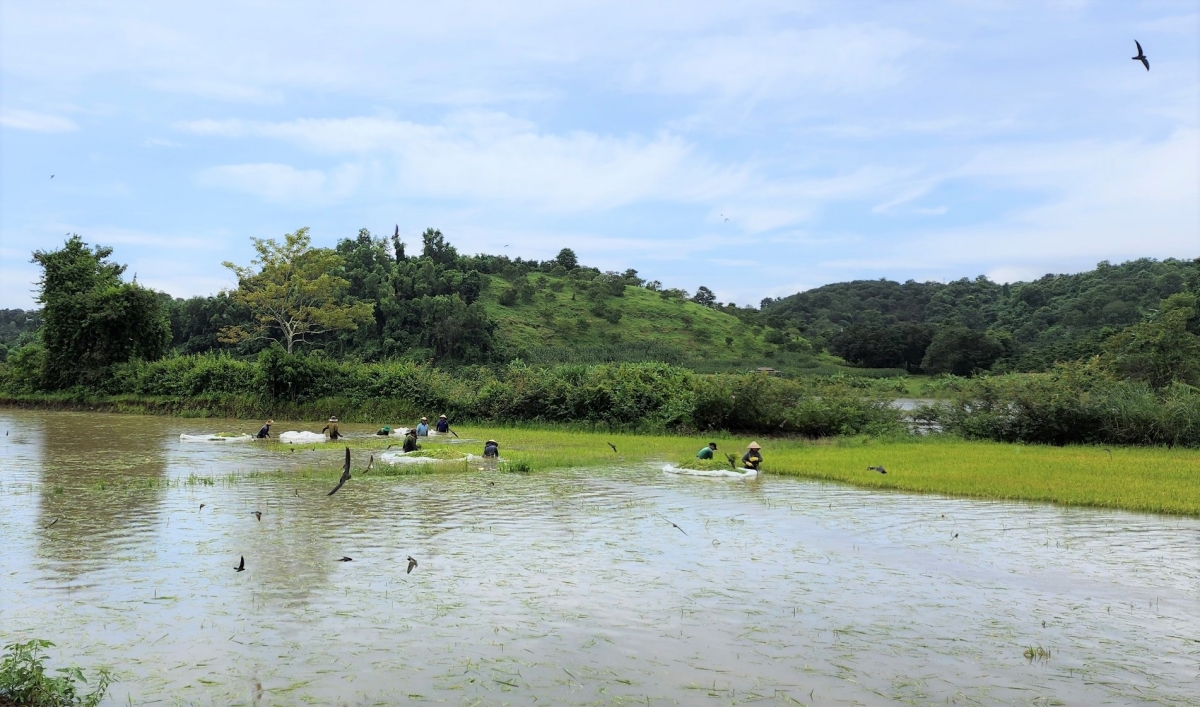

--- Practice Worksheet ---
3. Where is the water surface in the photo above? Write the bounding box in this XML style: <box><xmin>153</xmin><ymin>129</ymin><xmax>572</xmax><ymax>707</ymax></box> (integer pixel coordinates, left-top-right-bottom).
<box><xmin>2</xmin><ymin>410</ymin><xmax>1198</xmax><ymax>706</ymax></box>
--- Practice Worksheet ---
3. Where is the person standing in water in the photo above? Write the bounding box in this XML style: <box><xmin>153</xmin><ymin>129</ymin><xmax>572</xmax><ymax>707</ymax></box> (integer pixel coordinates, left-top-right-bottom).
<box><xmin>402</xmin><ymin>427</ymin><xmax>420</xmax><ymax>452</ymax></box>
<box><xmin>435</xmin><ymin>414</ymin><xmax>450</xmax><ymax>434</ymax></box>
<box><xmin>742</xmin><ymin>442</ymin><xmax>763</xmax><ymax>470</ymax></box>
<box><xmin>256</xmin><ymin>419</ymin><xmax>274</xmax><ymax>439</ymax></box>
<box><xmin>321</xmin><ymin>416</ymin><xmax>341</xmax><ymax>441</ymax></box>
<box><xmin>696</xmin><ymin>442</ymin><xmax>718</xmax><ymax>459</ymax></box>
<box><xmin>415</xmin><ymin>417</ymin><xmax>430</xmax><ymax>436</ymax></box>
<box><xmin>482</xmin><ymin>439</ymin><xmax>499</xmax><ymax>458</ymax></box>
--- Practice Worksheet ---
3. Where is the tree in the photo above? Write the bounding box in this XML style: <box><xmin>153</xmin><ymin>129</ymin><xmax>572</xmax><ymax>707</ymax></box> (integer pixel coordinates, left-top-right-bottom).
<box><xmin>921</xmin><ymin>326</ymin><xmax>1004</xmax><ymax>376</ymax></box>
<box><xmin>1102</xmin><ymin>292</ymin><xmax>1200</xmax><ymax>388</ymax></box>
<box><xmin>692</xmin><ymin>286</ymin><xmax>716</xmax><ymax>307</ymax></box>
<box><xmin>556</xmin><ymin>248</ymin><xmax>578</xmax><ymax>270</ymax></box>
<box><xmin>221</xmin><ymin>228</ymin><xmax>373</xmax><ymax>354</ymax></box>
<box><xmin>32</xmin><ymin>235</ymin><xmax>171</xmax><ymax>388</ymax></box>
<box><xmin>421</xmin><ymin>228</ymin><xmax>458</xmax><ymax>267</ymax></box>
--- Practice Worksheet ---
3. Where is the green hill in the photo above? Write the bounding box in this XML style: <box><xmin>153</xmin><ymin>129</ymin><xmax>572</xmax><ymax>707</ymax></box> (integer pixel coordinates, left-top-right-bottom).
<box><xmin>479</xmin><ymin>272</ymin><xmax>837</xmax><ymax>373</ymax></box>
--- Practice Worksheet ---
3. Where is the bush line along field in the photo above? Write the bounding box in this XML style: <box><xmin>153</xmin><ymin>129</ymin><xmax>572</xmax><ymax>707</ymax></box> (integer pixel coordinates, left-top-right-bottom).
<box><xmin>200</xmin><ymin>428</ymin><xmax>1200</xmax><ymax>517</ymax></box>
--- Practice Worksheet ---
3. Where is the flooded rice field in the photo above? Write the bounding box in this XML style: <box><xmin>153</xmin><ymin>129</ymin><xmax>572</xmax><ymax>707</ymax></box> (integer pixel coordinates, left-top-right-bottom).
<box><xmin>2</xmin><ymin>410</ymin><xmax>1198</xmax><ymax>706</ymax></box>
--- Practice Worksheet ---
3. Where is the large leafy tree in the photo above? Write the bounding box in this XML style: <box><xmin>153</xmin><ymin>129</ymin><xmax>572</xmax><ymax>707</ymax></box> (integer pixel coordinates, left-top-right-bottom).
<box><xmin>1102</xmin><ymin>292</ymin><xmax>1200</xmax><ymax>388</ymax></box>
<box><xmin>220</xmin><ymin>228</ymin><xmax>373</xmax><ymax>354</ymax></box>
<box><xmin>32</xmin><ymin>235</ymin><xmax>171</xmax><ymax>388</ymax></box>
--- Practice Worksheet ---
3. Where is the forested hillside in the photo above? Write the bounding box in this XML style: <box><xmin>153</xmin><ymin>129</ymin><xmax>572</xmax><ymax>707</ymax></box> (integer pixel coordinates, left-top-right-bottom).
<box><xmin>762</xmin><ymin>258</ymin><xmax>1200</xmax><ymax>373</ymax></box>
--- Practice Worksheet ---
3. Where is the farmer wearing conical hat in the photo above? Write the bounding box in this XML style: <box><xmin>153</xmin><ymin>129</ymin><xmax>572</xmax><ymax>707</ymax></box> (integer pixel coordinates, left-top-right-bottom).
<box><xmin>256</xmin><ymin>419</ymin><xmax>275</xmax><ymax>439</ymax></box>
<box><xmin>741</xmin><ymin>442</ymin><xmax>763</xmax><ymax>471</ymax></box>
<box><xmin>321</xmin><ymin>416</ymin><xmax>341</xmax><ymax>441</ymax></box>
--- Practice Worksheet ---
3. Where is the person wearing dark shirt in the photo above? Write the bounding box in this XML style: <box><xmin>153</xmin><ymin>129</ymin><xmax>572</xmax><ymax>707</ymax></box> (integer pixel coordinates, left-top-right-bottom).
<box><xmin>435</xmin><ymin>415</ymin><xmax>450</xmax><ymax>433</ymax></box>
<box><xmin>696</xmin><ymin>442</ymin><xmax>717</xmax><ymax>459</ymax></box>
<box><xmin>376</xmin><ymin>425</ymin><xmax>392</xmax><ymax>436</ymax></box>
<box><xmin>741</xmin><ymin>442</ymin><xmax>762</xmax><ymax>470</ymax></box>
<box><xmin>256</xmin><ymin>419</ymin><xmax>274</xmax><ymax>439</ymax></box>
<box><xmin>402</xmin><ymin>428</ymin><xmax>419</xmax><ymax>453</ymax></box>
<box><xmin>482</xmin><ymin>440</ymin><xmax>499</xmax><ymax>458</ymax></box>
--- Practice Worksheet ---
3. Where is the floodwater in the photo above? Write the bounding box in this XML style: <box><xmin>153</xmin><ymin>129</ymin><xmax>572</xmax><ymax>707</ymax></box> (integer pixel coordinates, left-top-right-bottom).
<box><xmin>2</xmin><ymin>411</ymin><xmax>1198</xmax><ymax>706</ymax></box>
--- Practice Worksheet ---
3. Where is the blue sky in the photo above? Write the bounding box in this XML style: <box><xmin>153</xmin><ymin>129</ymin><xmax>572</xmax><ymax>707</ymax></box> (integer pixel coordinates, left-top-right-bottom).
<box><xmin>1</xmin><ymin>1</ymin><xmax>1197</xmax><ymax>309</ymax></box>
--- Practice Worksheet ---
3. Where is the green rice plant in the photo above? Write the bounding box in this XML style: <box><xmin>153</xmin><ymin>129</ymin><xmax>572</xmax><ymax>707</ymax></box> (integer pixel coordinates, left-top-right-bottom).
<box><xmin>1022</xmin><ymin>645</ymin><xmax>1051</xmax><ymax>661</ymax></box>
<box><xmin>0</xmin><ymin>639</ymin><xmax>113</xmax><ymax>707</ymax></box>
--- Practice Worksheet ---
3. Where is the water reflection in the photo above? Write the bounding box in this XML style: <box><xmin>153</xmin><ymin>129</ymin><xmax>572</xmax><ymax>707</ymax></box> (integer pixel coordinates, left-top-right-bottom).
<box><xmin>1</xmin><ymin>410</ymin><xmax>1198</xmax><ymax>706</ymax></box>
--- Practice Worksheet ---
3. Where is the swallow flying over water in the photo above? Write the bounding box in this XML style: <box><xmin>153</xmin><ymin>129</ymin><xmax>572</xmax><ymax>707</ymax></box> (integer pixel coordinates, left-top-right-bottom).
<box><xmin>1132</xmin><ymin>40</ymin><xmax>1149</xmax><ymax>70</ymax></box>
<box><xmin>407</xmin><ymin>556</ymin><xmax>418</xmax><ymax>574</ymax></box>
<box><xmin>363</xmin><ymin>455</ymin><xmax>374</xmax><ymax>474</ymax></box>
<box><xmin>235</xmin><ymin>556</ymin><xmax>245</xmax><ymax>572</ymax></box>
<box><xmin>45</xmin><ymin>517</ymin><xmax>59</xmax><ymax>529</ymax></box>
<box><xmin>662</xmin><ymin>517</ymin><xmax>688</xmax><ymax>536</ymax></box>
<box><xmin>607</xmin><ymin>442</ymin><xmax>618</xmax><ymax>453</ymax></box>
<box><xmin>199</xmin><ymin>503</ymin><xmax>206</xmax><ymax>511</ymax></box>
<box><xmin>868</xmin><ymin>466</ymin><xmax>888</xmax><ymax>474</ymax></box>
<box><xmin>253</xmin><ymin>511</ymin><xmax>262</xmax><ymax>521</ymax></box>
<box><xmin>338</xmin><ymin>556</ymin><xmax>353</xmax><ymax>562</ymax></box>
<box><xmin>328</xmin><ymin>447</ymin><xmax>352</xmax><ymax>496</ymax></box>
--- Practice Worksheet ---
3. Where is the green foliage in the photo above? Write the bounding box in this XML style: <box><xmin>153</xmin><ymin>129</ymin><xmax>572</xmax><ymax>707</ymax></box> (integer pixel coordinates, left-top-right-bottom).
<box><xmin>555</xmin><ymin>248</ymin><xmax>578</xmax><ymax>270</ymax></box>
<box><xmin>32</xmin><ymin>235</ymin><xmax>170</xmax><ymax>389</ymax></box>
<box><xmin>765</xmin><ymin>258</ymin><xmax>1199</xmax><ymax>371</ymax></box>
<box><xmin>221</xmin><ymin>228</ymin><xmax>374</xmax><ymax>354</ymax></box>
<box><xmin>0</xmin><ymin>639</ymin><xmax>112</xmax><ymax>707</ymax></box>
<box><xmin>921</xmin><ymin>326</ymin><xmax>1004</xmax><ymax>376</ymax></box>
<box><xmin>920</xmin><ymin>362</ymin><xmax>1200</xmax><ymax>447</ymax></box>
<box><xmin>1101</xmin><ymin>292</ymin><xmax>1200</xmax><ymax>388</ymax></box>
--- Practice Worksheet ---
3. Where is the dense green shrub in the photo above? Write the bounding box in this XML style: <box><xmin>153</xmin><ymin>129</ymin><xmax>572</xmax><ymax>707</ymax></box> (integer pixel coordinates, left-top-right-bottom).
<box><xmin>919</xmin><ymin>362</ymin><xmax>1200</xmax><ymax>447</ymax></box>
<box><xmin>0</xmin><ymin>639</ymin><xmax>112</xmax><ymax>707</ymax></box>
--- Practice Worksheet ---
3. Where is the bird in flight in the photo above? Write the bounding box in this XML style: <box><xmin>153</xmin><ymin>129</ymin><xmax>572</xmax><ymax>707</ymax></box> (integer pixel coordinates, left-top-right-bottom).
<box><xmin>50</xmin><ymin>175</ymin><xmax>54</xmax><ymax>179</ymax></box>
<box><xmin>338</xmin><ymin>556</ymin><xmax>353</xmax><ymax>562</ymax></box>
<box><xmin>868</xmin><ymin>466</ymin><xmax>888</xmax><ymax>474</ymax></box>
<box><xmin>1132</xmin><ymin>40</ymin><xmax>1149</xmax><ymax>70</ymax></box>
<box><xmin>328</xmin><ymin>447</ymin><xmax>352</xmax><ymax>496</ymax></box>
<box><xmin>199</xmin><ymin>503</ymin><xmax>206</xmax><ymax>511</ymax></box>
<box><xmin>607</xmin><ymin>442</ymin><xmax>618</xmax><ymax>453</ymax></box>
<box><xmin>362</xmin><ymin>455</ymin><xmax>374</xmax><ymax>474</ymax></box>
<box><xmin>406</xmin><ymin>556</ymin><xmax>418</xmax><ymax>574</ymax></box>
<box><xmin>253</xmin><ymin>511</ymin><xmax>262</xmax><ymax>521</ymax></box>
<box><xmin>662</xmin><ymin>517</ymin><xmax>688</xmax><ymax>536</ymax></box>
<box><xmin>234</xmin><ymin>556</ymin><xmax>245</xmax><ymax>572</ymax></box>
<box><xmin>44</xmin><ymin>517</ymin><xmax>59</xmax><ymax>529</ymax></box>
<box><xmin>725</xmin><ymin>453</ymin><xmax>737</xmax><ymax>469</ymax></box>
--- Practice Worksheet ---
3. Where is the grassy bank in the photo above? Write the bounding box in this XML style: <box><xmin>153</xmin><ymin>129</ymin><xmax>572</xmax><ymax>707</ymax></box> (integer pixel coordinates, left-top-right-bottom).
<box><xmin>257</xmin><ymin>426</ymin><xmax>1200</xmax><ymax>516</ymax></box>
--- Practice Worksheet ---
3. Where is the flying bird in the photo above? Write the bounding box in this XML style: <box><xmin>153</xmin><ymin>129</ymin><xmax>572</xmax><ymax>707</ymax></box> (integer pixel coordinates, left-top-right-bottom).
<box><xmin>724</xmin><ymin>453</ymin><xmax>737</xmax><ymax>469</ymax></box>
<box><xmin>868</xmin><ymin>466</ymin><xmax>888</xmax><ymax>474</ymax></box>
<box><xmin>406</xmin><ymin>556</ymin><xmax>418</xmax><ymax>574</ymax></box>
<box><xmin>1132</xmin><ymin>40</ymin><xmax>1149</xmax><ymax>70</ymax></box>
<box><xmin>234</xmin><ymin>556</ymin><xmax>245</xmax><ymax>572</ymax></box>
<box><xmin>44</xmin><ymin>517</ymin><xmax>59</xmax><ymax>529</ymax></box>
<box><xmin>337</xmin><ymin>556</ymin><xmax>353</xmax><ymax>562</ymax></box>
<box><xmin>253</xmin><ymin>511</ymin><xmax>262</xmax><ymax>521</ymax></box>
<box><xmin>662</xmin><ymin>517</ymin><xmax>688</xmax><ymax>536</ymax></box>
<box><xmin>607</xmin><ymin>442</ymin><xmax>617</xmax><ymax>453</ymax></box>
<box><xmin>952</xmin><ymin>533</ymin><xmax>959</xmax><ymax>540</ymax></box>
<box><xmin>50</xmin><ymin>175</ymin><xmax>55</xmax><ymax>179</ymax></box>
<box><xmin>363</xmin><ymin>454</ymin><xmax>374</xmax><ymax>474</ymax></box>
<box><xmin>328</xmin><ymin>447</ymin><xmax>352</xmax><ymax>496</ymax></box>
<box><xmin>199</xmin><ymin>503</ymin><xmax>206</xmax><ymax>511</ymax></box>
<box><xmin>386</xmin><ymin>444</ymin><xmax>395</xmax><ymax>450</ymax></box>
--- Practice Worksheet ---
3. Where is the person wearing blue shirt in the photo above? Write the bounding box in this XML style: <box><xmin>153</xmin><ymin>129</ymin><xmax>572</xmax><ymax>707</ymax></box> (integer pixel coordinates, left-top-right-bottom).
<box><xmin>435</xmin><ymin>415</ymin><xmax>450</xmax><ymax>433</ymax></box>
<box><xmin>415</xmin><ymin>417</ymin><xmax>429</xmax><ymax>436</ymax></box>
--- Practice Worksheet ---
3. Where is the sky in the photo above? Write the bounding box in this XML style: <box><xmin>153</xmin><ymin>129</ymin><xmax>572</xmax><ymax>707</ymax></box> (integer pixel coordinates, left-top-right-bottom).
<box><xmin>1</xmin><ymin>1</ymin><xmax>1197</xmax><ymax>309</ymax></box>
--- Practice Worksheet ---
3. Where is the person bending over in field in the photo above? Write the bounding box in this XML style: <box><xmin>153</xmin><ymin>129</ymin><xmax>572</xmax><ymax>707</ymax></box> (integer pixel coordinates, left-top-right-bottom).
<box><xmin>483</xmin><ymin>440</ymin><xmax>499</xmax><ymax>458</ymax></box>
<box><xmin>696</xmin><ymin>442</ymin><xmax>718</xmax><ymax>459</ymax></box>
<box><xmin>402</xmin><ymin>428</ymin><xmax>420</xmax><ymax>453</ymax></box>
<box><xmin>256</xmin><ymin>419</ymin><xmax>274</xmax><ymax>439</ymax></box>
<box><xmin>742</xmin><ymin>442</ymin><xmax>762</xmax><ymax>471</ymax></box>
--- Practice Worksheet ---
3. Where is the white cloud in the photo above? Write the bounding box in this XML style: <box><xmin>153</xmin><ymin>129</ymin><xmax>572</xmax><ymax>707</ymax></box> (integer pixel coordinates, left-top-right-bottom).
<box><xmin>196</xmin><ymin>163</ymin><xmax>365</xmax><ymax>204</ymax></box>
<box><xmin>0</xmin><ymin>109</ymin><xmax>78</xmax><ymax>133</ymax></box>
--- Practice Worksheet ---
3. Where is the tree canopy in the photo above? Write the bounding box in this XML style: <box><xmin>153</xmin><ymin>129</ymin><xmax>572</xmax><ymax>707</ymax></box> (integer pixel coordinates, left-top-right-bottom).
<box><xmin>32</xmin><ymin>235</ymin><xmax>170</xmax><ymax>388</ymax></box>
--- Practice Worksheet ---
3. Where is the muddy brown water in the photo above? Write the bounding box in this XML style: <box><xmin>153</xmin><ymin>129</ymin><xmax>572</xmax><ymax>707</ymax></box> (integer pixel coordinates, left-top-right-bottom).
<box><xmin>2</xmin><ymin>410</ymin><xmax>1198</xmax><ymax>706</ymax></box>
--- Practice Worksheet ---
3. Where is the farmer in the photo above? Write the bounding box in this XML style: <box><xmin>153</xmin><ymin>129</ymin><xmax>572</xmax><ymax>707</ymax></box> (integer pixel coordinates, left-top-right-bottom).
<box><xmin>482</xmin><ymin>439</ymin><xmax>500</xmax><ymax>458</ymax></box>
<box><xmin>402</xmin><ymin>428</ymin><xmax>420</xmax><ymax>453</ymax></box>
<box><xmin>415</xmin><ymin>417</ymin><xmax>430</xmax><ymax>437</ymax></box>
<box><xmin>321</xmin><ymin>416</ymin><xmax>341</xmax><ymax>441</ymax></box>
<box><xmin>696</xmin><ymin>442</ymin><xmax>718</xmax><ymax>459</ymax></box>
<box><xmin>255</xmin><ymin>419</ymin><xmax>274</xmax><ymax>439</ymax></box>
<box><xmin>742</xmin><ymin>442</ymin><xmax>763</xmax><ymax>470</ymax></box>
<box><xmin>376</xmin><ymin>425</ymin><xmax>392</xmax><ymax>436</ymax></box>
<box><xmin>435</xmin><ymin>414</ymin><xmax>450</xmax><ymax>434</ymax></box>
